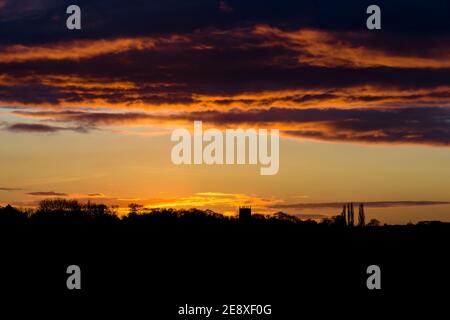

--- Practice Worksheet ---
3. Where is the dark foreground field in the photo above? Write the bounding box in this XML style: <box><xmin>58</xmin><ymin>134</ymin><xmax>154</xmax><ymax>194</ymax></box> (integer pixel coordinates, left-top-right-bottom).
<box><xmin>0</xmin><ymin>204</ymin><xmax>449</xmax><ymax>317</ymax></box>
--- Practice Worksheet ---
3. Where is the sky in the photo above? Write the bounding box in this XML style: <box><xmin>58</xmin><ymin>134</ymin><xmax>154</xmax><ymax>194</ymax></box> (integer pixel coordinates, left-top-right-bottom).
<box><xmin>1</xmin><ymin>0</ymin><xmax>450</xmax><ymax>223</ymax></box>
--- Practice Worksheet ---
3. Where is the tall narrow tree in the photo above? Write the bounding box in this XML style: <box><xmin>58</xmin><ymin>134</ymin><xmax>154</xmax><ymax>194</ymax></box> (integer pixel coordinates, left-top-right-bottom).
<box><xmin>349</xmin><ymin>203</ymin><xmax>354</xmax><ymax>226</ymax></box>
<box><xmin>358</xmin><ymin>203</ymin><xmax>365</xmax><ymax>227</ymax></box>
<box><xmin>341</xmin><ymin>204</ymin><xmax>347</xmax><ymax>226</ymax></box>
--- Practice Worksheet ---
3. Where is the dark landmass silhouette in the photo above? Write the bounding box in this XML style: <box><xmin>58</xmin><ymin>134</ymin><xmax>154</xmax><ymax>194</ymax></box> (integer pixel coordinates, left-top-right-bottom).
<box><xmin>1</xmin><ymin>198</ymin><xmax>448</xmax><ymax>228</ymax></box>
<box><xmin>0</xmin><ymin>199</ymin><xmax>448</xmax><ymax>316</ymax></box>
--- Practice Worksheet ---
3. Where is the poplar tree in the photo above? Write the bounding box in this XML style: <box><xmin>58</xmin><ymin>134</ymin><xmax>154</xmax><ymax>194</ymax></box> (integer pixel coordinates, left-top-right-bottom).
<box><xmin>358</xmin><ymin>203</ymin><xmax>366</xmax><ymax>227</ymax></box>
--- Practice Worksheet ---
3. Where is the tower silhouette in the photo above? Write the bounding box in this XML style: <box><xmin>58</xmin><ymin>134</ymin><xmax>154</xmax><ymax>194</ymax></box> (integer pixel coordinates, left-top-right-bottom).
<box><xmin>239</xmin><ymin>206</ymin><xmax>251</xmax><ymax>222</ymax></box>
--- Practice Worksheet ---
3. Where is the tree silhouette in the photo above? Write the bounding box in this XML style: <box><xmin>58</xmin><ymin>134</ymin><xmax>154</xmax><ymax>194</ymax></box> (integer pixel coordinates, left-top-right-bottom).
<box><xmin>38</xmin><ymin>198</ymin><xmax>81</xmax><ymax>215</ymax></box>
<box><xmin>358</xmin><ymin>203</ymin><xmax>365</xmax><ymax>227</ymax></box>
<box><xmin>341</xmin><ymin>204</ymin><xmax>347</xmax><ymax>225</ymax></box>
<box><xmin>349</xmin><ymin>203</ymin><xmax>355</xmax><ymax>226</ymax></box>
<box><xmin>128</xmin><ymin>203</ymin><xmax>144</xmax><ymax>216</ymax></box>
<box><xmin>367</xmin><ymin>218</ymin><xmax>381</xmax><ymax>227</ymax></box>
<box><xmin>0</xmin><ymin>199</ymin><xmax>447</xmax><ymax>230</ymax></box>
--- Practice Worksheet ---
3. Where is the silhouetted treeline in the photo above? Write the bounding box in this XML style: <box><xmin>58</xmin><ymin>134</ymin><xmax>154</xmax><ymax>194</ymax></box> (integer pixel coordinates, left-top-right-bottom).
<box><xmin>0</xmin><ymin>199</ymin><xmax>448</xmax><ymax>229</ymax></box>
<box><xmin>1</xmin><ymin>198</ymin><xmax>449</xmax><ymax>306</ymax></box>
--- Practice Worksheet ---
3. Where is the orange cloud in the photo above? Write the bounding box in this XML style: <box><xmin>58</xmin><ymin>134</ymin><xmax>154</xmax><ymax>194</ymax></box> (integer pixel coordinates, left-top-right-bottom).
<box><xmin>252</xmin><ymin>25</ymin><xmax>450</xmax><ymax>69</ymax></box>
<box><xmin>1</xmin><ymin>26</ymin><xmax>449</xmax><ymax>111</ymax></box>
<box><xmin>0</xmin><ymin>35</ymin><xmax>190</xmax><ymax>62</ymax></box>
<box><xmin>8</xmin><ymin>104</ymin><xmax>450</xmax><ymax>146</ymax></box>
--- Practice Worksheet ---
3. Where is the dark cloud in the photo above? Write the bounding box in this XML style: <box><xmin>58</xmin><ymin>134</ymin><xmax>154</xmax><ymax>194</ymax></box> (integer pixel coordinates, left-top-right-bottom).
<box><xmin>13</xmin><ymin>109</ymin><xmax>157</xmax><ymax>124</ymax></box>
<box><xmin>0</xmin><ymin>83</ymin><xmax>82</xmax><ymax>105</ymax></box>
<box><xmin>1</xmin><ymin>31</ymin><xmax>449</xmax><ymax>107</ymax></box>
<box><xmin>1</xmin><ymin>61</ymin><xmax>449</xmax><ymax>107</ymax></box>
<box><xmin>198</xmin><ymin>107</ymin><xmax>450</xmax><ymax>146</ymax></box>
<box><xmin>5</xmin><ymin>122</ymin><xmax>89</xmax><ymax>133</ymax></box>
<box><xmin>7</xmin><ymin>123</ymin><xmax>63</xmax><ymax>133</ymax></box>
<box><xmin>182</xmin><ymin>107</ymin><xmax>450</xmax><ymax>146</ymax></box>
<box><xmin>291</xmin><ymin>213</ymin><xmax>328</xmax><ymax>220</ymax></box>
<box><xmin>0</xmin><ymin>187</ymin><xmax>22</xmax><ymax>191</ymax></box>
<box><xmin>26</xmin><ymin>191</ymin><xmax>68</xmax><ymax>196</ymax></box>
<box><xmin>11</xmin><ymin>106</ymin><xmax>450</xmax><ymax>145</ymax></box>
<box><xmin>271</xmin><ymin>201</ymin><xmax>450</xmax><ymax>210</ymax></box>
<box><xmin>0</xmin><ymin>1</ymin><xmax>449</xmax><ymax>148</ymax></box>
<box><xmin>0</xmin><ymin>13</ymin><xmax>449</xmax><ymax>108</ymax></box>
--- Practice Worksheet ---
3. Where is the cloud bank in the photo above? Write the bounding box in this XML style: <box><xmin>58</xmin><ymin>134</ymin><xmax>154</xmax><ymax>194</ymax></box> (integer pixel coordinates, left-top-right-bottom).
<box><xmin>0</xmin><ymin>0</ymin><xmax>449</xmax><ymax>147</ymax></box>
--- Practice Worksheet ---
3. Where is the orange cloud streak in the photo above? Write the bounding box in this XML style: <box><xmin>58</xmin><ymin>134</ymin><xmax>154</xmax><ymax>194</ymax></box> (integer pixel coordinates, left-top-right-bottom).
<box><xmin>0</xmin><ymin>35</ymin><xmax>190</xmax><ymax>62</ymax></box>
<box><xmin>252</xmin><ymin>25</ymin><xmax>450</xmax><ymax>69</ymax></box>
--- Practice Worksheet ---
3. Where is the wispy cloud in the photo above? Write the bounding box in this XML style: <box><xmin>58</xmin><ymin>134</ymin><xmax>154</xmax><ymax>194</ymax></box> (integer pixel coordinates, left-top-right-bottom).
<box><xmin>0</xmin><ymin>187</ymin><xmax>22</xmax><ymax>191</ymax></box>
<box><xmin>26</xmin><ymin>191</ymin><xmax>68</xmax><ymax>196</ymax></box>
<box><xmin>86</xmin><ymin>193</ymin><xmax>105</xmax><ymax>198</ymax></box>
<box><xmin>11</xmin><ymin>106</ymin><xmax>450</xmax><ymax>146</ymax></box>
<box><xmin>5</xmin><ymin>122</ymin><xmax>89</xmax><ymax>133</ymax></box>
<box><xmin>271</xmin><ymin>201</ymin><xmax>450</xmax><ymax>210</ymax></box>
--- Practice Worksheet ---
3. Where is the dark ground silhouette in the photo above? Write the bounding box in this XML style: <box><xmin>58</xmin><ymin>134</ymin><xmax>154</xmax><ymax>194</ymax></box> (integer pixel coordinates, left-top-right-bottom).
<box><xmin>0</xmin><ymin>199</ymin><xmax>448</xmax><ymax>317</ymax></box>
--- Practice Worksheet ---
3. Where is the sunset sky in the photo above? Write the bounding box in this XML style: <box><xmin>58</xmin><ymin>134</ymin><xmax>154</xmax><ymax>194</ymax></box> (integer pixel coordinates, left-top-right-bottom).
<box><xmin>1</xmin><ymin>0</ymin><xmax>450</xmax><ymax>223</ymax></box>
